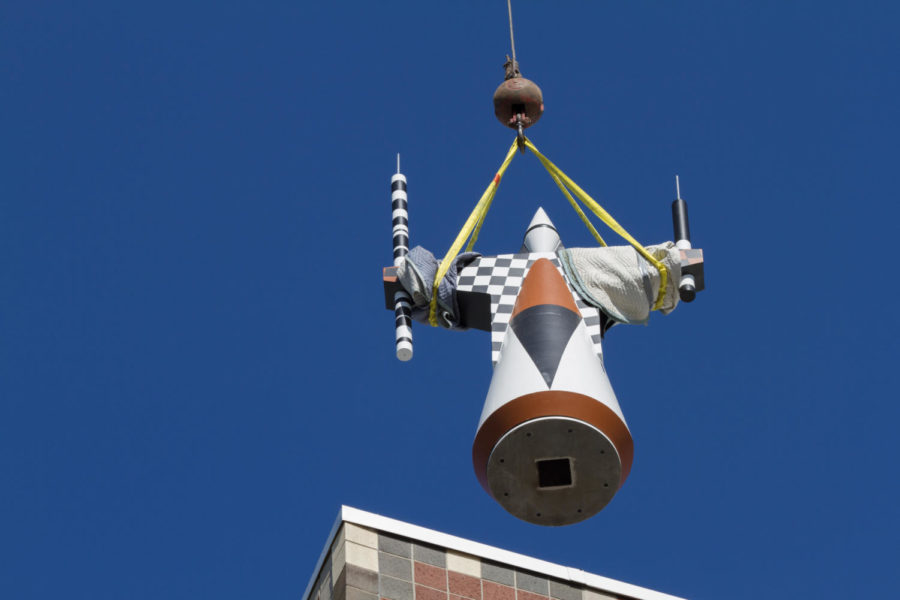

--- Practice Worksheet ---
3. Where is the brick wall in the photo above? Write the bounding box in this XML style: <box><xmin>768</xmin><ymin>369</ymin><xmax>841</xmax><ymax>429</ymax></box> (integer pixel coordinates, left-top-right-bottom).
<box><xmin>309</xmin><ymin>524</ymin><xmax>625</xmax><ymax>600</ymax></box>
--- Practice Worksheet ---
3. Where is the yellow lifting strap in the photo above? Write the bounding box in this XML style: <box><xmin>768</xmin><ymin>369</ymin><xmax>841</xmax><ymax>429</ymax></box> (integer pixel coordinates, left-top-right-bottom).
<box><xmin>545</xmin><ymin>167</ymin><xmax>607</xmax><ymax>247</ymax></box>
<box><xmin>428</xmin><ymin>139</ymin><xmax>519</xmax><ymax>326</ymax></box>
<box><xmin>428</xmin><ymin>137</ymin><xmax>669</xmax><ymax>326</ymax></box>
<box><xmin>524</xmin><ymin>139</ymin><xmax>669</xmax><ymax>311</ymax></box>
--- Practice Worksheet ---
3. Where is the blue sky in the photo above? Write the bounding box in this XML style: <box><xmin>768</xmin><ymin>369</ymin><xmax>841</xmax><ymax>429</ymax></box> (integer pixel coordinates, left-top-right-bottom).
<box><xmin>2</xmin><ymin>2</ymin><xmax>899</xmax><ymax>599</ymax></box>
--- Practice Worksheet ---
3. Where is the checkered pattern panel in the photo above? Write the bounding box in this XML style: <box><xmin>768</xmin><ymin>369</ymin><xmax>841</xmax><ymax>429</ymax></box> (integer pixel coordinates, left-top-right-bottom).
<box><xmin>457</xmin><ymin>252</ymin><xmax>603</xmax><ymax>365</ymax></box>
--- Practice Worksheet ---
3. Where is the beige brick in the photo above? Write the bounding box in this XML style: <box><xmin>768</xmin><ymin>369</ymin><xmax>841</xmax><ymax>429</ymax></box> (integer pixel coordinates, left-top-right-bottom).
<box><xmin>345</xmin><ymin>541</ymin><xmax>379</xmax><ymax>572</ymax></box>
<box><xmin>582</xmin><ymin>589</ymin><xmax>617</xmax><ymax>600</ymax></box>
<box><xmin>332</xmin><ymin>542</ymin><xmax>347</xmax><ymax>582</ymax></box>
<box><xmin>345</xmin><ymin>523</ymin><xmax>379</xmax><ymax>549</ymax></box>
<box><xmin>446</xmin><ymin>551</ymin><xmax>480</xmax><ymax>578</ymax></box>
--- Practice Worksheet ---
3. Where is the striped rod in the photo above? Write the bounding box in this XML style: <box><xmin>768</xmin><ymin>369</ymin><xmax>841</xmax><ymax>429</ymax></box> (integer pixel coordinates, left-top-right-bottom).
<box><xmin>392</xmin><ymin>165</ymin><xmax>413</xmax><ymax>360</ymax></box>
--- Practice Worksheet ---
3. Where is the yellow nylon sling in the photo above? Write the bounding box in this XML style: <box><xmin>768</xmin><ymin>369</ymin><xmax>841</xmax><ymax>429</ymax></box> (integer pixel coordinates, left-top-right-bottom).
<box><xmin>546</xmin><ymin>168</ymin><xmax>607</xmax><ymax>247</ymax></box>
<box><xmin>524</xmin><ymin>139</ymin><xmax>669</xmax><ymax>311</ymax></box>
<box><xmin>428</xmin><ymin>139</ymin><xmax>519</xmax><ymax>326</ymax></box>
<box><xmin>427</xmin><ymin>137</ymin><xmax>669</xmax><ymax>325</ymax></box>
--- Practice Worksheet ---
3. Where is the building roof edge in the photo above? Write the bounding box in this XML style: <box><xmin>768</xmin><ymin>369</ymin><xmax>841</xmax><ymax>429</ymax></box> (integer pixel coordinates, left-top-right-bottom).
<box><xmin>301</xmin><ymin>506</ymin><xmax>687</xmax><ymax>600</ymax></box>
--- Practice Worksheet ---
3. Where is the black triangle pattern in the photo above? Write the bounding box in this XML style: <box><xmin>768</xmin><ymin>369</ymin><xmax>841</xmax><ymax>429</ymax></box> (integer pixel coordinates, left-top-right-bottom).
<box><xmin>510</xmin><ymin>305</ymin><xmax>581</xmax><ymax>387</ymax></box>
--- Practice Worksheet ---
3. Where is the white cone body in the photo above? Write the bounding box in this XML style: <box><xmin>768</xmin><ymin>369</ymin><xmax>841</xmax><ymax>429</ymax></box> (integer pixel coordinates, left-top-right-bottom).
<box><xmin>472</xmin><ymin>256</ymin><xmax>632</xmax><ymax>526</ymax></box>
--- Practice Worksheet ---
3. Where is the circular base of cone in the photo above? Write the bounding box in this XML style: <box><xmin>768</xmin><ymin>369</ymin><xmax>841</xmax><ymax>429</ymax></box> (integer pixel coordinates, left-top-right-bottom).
<box><xmin>486</xmin><ymin>417</ymin><xmax>621</xmax><ymax>526</ymax></box>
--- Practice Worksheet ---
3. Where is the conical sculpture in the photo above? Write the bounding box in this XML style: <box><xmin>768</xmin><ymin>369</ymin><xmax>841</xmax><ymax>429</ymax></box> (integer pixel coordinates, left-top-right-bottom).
<box><xmin>467</xmin><ymin>210</ymin><xmax>631</xmax><ymax>526</ymax></box>
<box><xmin>382</xmin><ymin>201</ymin><xmax>705</xmax><ymax>526</ymax></box>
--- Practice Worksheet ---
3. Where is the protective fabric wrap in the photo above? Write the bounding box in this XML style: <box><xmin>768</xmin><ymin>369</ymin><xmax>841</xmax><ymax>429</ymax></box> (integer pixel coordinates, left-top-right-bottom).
<box><xmin>558</xmin><ymin>242</ymin><xmax>682</xmax><ymax>325</ymax></box>
<box><xmin>396</xmin><ymin>246</ymin><xmax>480</xmax><ymax>329</ymax></box>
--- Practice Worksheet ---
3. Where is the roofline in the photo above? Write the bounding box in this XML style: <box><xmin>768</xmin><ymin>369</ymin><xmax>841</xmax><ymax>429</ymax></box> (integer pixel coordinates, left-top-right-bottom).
<box><xmin>301</xmin><ymin>506</ymin><xmax>686</xmax><ymax>600</ymax></box>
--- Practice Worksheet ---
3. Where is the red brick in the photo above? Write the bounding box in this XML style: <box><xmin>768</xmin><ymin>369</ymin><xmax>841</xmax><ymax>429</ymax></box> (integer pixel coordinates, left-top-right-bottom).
<box><xmin>414</xmin><ymin>562</ymin><xmax>447</xmax><ymax>591</ymax></box>
<box><xmin>483</xmin><ymin>581</ymin><xmax>514</xmax><ymax>600</ymax></box>
<box><xmin>517</xmin><ymin>591</ymin><xmax>548</xmax><ymax>600</ymax></box>
<box><xmin>416</xmin><ymin>585</ymin><xmax>448</xmax><ymax>600</ymax></box>
<box><xmin>448</xmin><ymin>572</ymin><xmax>481</xmax><ymax>600</ymax></box>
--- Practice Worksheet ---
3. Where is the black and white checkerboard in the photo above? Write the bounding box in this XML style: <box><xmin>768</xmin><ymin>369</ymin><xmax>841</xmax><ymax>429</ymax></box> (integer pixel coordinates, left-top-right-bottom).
<box><xmin>457</xmin><ymin>252</ymin><xmax>604</xmax><ymax>365</ymax></box>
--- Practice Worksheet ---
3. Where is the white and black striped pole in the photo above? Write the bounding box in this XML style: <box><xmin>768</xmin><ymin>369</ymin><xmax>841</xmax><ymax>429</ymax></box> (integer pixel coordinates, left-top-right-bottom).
<box><xmin>392</xmin><ymin>155</ymin><xmax>413</xmax><ymax>361</ymax></box>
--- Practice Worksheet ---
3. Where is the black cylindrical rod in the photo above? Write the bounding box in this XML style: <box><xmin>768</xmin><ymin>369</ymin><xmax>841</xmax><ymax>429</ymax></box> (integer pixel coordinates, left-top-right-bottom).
<box><xmin>672</xmin><ymin>198</ymin><xmax>691</xmax><ymax>245</ymax></box>
<box><xmin>671</xmin><ymin>176</ymin><xmax>696</xmax><ymax>302</ymax></box>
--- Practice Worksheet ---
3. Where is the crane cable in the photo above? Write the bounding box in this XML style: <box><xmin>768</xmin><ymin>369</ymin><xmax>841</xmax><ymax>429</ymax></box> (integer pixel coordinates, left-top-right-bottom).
<box><xmin>427</xmin><ymin>137</ymin><xmax>670</xmax><ymax>326</ymax></box>
<box><xmin>507</xmin><ymin>0</ymin><xmax>517</xmax><ymax>72</ymax></box>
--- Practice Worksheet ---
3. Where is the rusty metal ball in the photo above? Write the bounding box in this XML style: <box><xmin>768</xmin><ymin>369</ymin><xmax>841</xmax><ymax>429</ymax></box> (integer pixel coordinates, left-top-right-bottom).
<box><xmin>493</xmin><ymin>77</ymin><xmax>544</xmax><ymax>129</ymax></box>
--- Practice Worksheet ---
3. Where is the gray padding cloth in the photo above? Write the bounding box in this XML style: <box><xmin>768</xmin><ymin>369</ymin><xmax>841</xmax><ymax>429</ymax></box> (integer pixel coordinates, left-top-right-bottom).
<box><xmin>558</xmin><ymin>242</ymin><xmax>682</xmax><ymax>325</ymax></box>
<box><xmin>396</xmin><ymin>246</ymin><xmax>480</xmax><ymax>329</ymax></box>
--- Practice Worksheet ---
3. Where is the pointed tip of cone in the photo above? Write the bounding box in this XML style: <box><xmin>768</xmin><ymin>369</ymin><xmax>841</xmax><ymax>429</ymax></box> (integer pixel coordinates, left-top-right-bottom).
<box><xmin>522</xmin><ymin>208</ymin><xmax>562</xmax><ymax>253</ymax></box>
<box><xmin>527</xmin><ymin>207</ymin><xmax>555</xmax><ymax>231</ymax></box>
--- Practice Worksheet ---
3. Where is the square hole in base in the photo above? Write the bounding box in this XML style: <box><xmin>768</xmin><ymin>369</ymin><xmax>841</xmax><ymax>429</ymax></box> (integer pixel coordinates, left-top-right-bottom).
<box><xmin>536</xmin><ymin>458</ymin><xmax>572</xmax><ymax>488</ymax></box>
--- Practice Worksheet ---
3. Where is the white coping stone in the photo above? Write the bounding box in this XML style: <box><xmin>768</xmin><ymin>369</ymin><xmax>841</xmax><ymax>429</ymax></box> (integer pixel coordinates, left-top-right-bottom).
<box><xmin>345</xmin><ymin>540</ymin><xmax>379</xmax><ymax>572</ymax></box>
<box><xmin>301</xmin><ymin>506</ymin><xmax>687</xmax><ymax>600</ymax></box>
<box><xmin>345</xmin><ymin>523</ymin><xmax>379</xmax><ymax>549</ymax></box>
<box><xmin>583</xmin><ymin>589</ymin><xmax>619</xmax><ymax>600</ymax></box>
<box><xmin>446</xmin><ymin>550</ymin><xmax>481</xmax><ymax>577</ymax></box>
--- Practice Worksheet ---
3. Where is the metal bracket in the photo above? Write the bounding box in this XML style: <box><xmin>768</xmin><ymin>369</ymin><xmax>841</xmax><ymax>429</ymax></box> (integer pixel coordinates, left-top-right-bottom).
<box><xmin>516</xmin><ymin>115</ymin><xmax>525</xmax><ymax>153</ymax></box>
